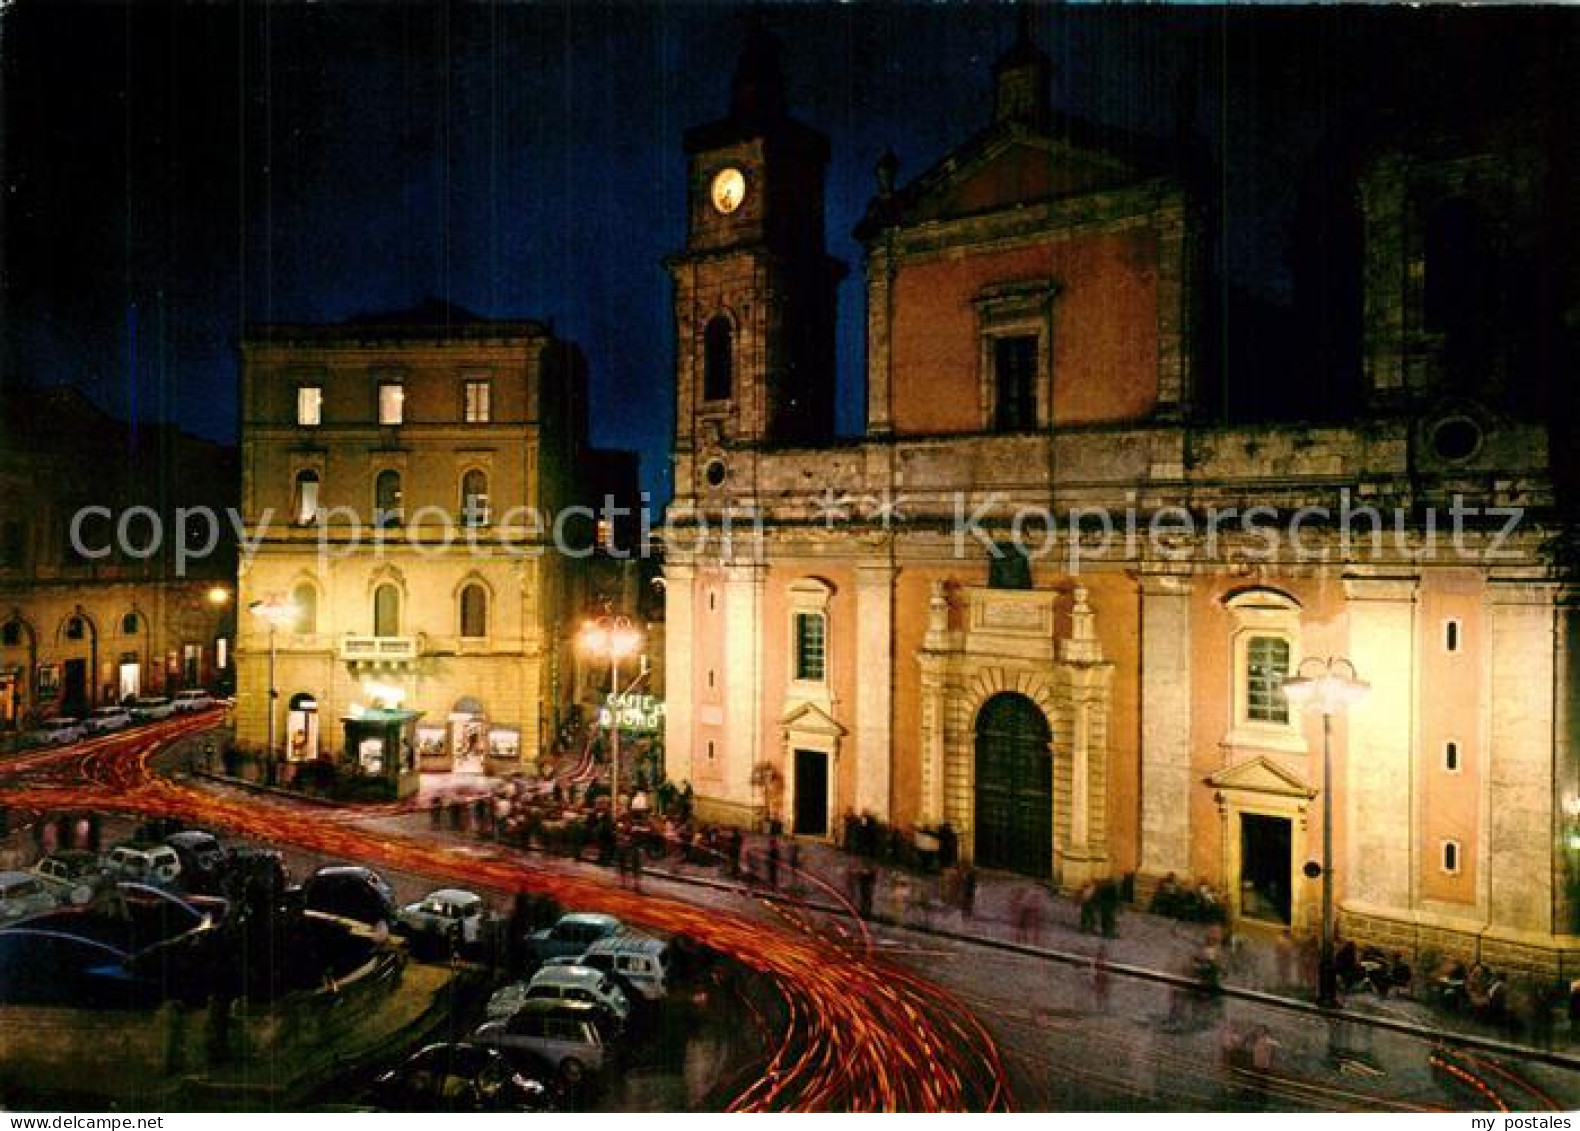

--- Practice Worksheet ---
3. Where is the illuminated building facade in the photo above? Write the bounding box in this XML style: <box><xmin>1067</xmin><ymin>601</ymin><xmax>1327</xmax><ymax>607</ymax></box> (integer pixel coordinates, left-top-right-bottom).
<box><xmin>234</xmin><ymin>301</ymin><xmax>589</xmax><ymax>773</ymax></box>
<box><xmin>0</xmin><ymin>387</ymin><xmax>238</xmax><ymax>732</ymax></box>
<box><xmin>663</xmin><ymin>27</ymin><xmax>1580</xmax><ymax>971</ymax></box>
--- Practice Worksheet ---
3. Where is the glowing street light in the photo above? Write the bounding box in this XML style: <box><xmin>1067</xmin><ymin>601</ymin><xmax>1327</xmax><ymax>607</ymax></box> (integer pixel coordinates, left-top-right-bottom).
<box><xmin>1283</xmin><ymin>655</ymin><xmax>1369</xmax><ymax>1008</ymax></box>
<box><xmin>249</xmin><ymin>595</ymin><xmax>298</xmax><ymax>779</ymax></box>
<box><xmin>579</xmin><ymin>614</ymin><xmax>643</xmax><ymax>811</ymax></box>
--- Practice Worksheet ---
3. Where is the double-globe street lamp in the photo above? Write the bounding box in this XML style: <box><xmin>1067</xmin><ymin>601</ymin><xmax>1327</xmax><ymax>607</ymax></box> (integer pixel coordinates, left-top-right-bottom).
<box><xmin>578</xmin><ymin>614</ymin><xmax>643</xmax><ymax>812</ymax></box>
<box><xmin>1282</xmin><ymin>655</ymin><xmax>1369</xmax><ymax>1008</ymax></box>
<box><xmin>248</xmin><ymin>595</ymin><xmax>298</xmax><ymax>782</ymax></box>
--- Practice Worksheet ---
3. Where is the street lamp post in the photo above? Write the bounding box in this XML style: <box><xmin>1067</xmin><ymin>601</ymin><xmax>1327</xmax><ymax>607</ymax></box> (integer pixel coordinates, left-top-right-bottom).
<box><xmin>248</xmin><ymin>596</ymin><xmax>297</xmax><ymax>781</ymax></box>
<box><xmin>1282</xmin><ymin>655</ymin><xmax>1369</xmax><ymax>1008</ymax></box>
<box><xmin>579</xmin><ymin>615</ymin><xmax>642</xmax><ymax>812</ymax></box>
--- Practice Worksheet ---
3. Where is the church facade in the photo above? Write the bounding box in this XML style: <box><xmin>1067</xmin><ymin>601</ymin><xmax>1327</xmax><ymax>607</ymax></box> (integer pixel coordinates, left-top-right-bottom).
<box><xmin>662</xmin><ymin>27</ymin><xmax>1579</xmax><ymax>973</ymax></box>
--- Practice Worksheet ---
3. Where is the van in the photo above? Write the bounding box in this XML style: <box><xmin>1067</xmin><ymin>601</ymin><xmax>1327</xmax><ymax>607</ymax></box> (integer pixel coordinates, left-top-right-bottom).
<box><xmin>578</xmin><ymin>935</ymin><xmax>671</xmax><ymax>1001</ymax></box>
<box><xmin>473</xmin><ymin>998</ymin><xmax>611</xmax><ymax>1083</ymax></box>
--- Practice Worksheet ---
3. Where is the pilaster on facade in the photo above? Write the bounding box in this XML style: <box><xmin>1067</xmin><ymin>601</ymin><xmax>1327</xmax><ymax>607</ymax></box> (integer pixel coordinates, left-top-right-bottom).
<box><xmin>1342</xmin><ymin>573</ymin><xmax>1419</xmax><ymax>918</ymax></box>
<box><xmin>721</xmin><ymin>560</ymin><xmax>767</xmax><ymax>814</ymax></box>
<box><xmin>662</xmin><ymin>560</ymin><xmax>697</xmax><ymax>787</ymax></box>
<box><xmin>1485</xmin><ymin>578</ymin><xmax>1560</xmax><ymax>937</ymax></box>
<box><xmin>854</xmin><ymin>562</ymin><xmax>897</xmax><ymax>819</ymax></box>
<box><xmin>1137</xmin><ymin>570</ymin><xmax>1194</xmax><ymax>895</ymax></box>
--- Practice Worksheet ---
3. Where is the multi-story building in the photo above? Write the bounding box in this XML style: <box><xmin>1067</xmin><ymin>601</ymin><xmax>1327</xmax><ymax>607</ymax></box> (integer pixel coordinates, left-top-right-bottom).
<box><xmin>234</xmin><ymin>300</ymin><xmax>589</xmax><ymax>779</ymax></box>
<box><xmin>0</xmin><ymin>386</ymin><xmax>237</xmax><ymax>732</ymax></box>
<box><xmin>663</xmin><ymin>26</ymin><xmax>1579</xmax><ymax>972</ymax></box>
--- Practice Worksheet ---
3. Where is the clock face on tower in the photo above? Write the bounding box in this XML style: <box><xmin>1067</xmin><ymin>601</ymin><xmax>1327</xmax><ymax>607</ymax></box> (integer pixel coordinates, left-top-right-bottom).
<box><xmin>710</xmin><ymin>167</ymin><xmax>746</xmax><ymax>214</ymax></box>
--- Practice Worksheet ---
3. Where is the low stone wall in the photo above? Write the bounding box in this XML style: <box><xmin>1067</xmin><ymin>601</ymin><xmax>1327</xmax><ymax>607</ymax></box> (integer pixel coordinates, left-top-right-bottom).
<box><xmin>1341</xmin><ymin>905</ymin><xmax>1580</xmax><ymax>980</ymax></box>
<box><xmin>0</xmin><ymin>948</ymin><xmax>428</xmax><ymax>1107</ymax></box>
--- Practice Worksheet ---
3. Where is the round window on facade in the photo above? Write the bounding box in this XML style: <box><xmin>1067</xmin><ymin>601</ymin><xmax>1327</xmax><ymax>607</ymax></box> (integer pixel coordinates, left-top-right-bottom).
<box><xmin>1430</xmin><ymin>416</ymin><xmax>1482</xmax><ymax>463</ymax></box>
<box><xmin>704</xmin><ymin>459</ymin><xmax>727</xmax><ymax>488</ymax></box>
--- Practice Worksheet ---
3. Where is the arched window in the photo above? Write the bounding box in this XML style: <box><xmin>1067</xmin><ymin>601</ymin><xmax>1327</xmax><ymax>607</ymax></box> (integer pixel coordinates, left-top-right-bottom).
<box><xmin>461</xmin><ymin>470</ymin><xmax>490</xmax><ymax>527</ymax></box>
<box><xmin>65</xmin><ymin>616</ymin><xmax>86</xmax><ymax>641</ymax></box>
<box><xmin>374</xmin><ymin>470</ymin><xmax>403</xmax><ymax>526</ymax></box>
<box><xmin>703</xmin><ymin>315</ymin><xmax>733</xmax><ymax>402</ymax></box>
<box><xmin>121</xmin><ymin>612</ymin><xmax>140</xmax><ymax>635</ymax></box>
<box><xmin>373</xmin><ymin>584</ymin><xmax>400</xmax><ymax>637</ymax></box>
<box><xmin>459</xmin><ymin>584</ymin><xmax>488</xmax><ymax>639</ymax></box>
<box><xmin>291</xmin><ymin>583</ymin><xmax>318</xmax><ymax>635</ymax></box>
<box><xmin>293</xmin><ymin>470</ymin><xmax>321</xmax><ymax>525</ymax></box>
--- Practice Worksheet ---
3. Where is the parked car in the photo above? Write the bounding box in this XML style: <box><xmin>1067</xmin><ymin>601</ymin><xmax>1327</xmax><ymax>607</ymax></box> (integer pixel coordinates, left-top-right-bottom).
<box><xmin>164</xmin><ymin>830</ymin><xmax>228</xmax><ymax>894</ymax></box>
<box><xmin>102</xmin><ymin>844</ymin><xmax>182</xmax><ymax>887</ymax></box>
<box><xmin>301</xmin><ymin>865</ymin><xmax>397</xmax><ymax>928</ymax></box>
<box><xmin>30</xmin><ymin>850</ymin><xmax>102</xmax><ymax>900</ymax></box>
<box><xmin>371</xmin><ymin>1042</ymin><xmax>556</xmax><ymax>1113</ymax></box>
<box><xmin>518</xmin><ymin>964</ymin><xmax>631</xmax><ymax>1024</ymax></box>
<box><xmin>395</xmin><ymin>888</ymin><xmax>489</xmax><ymax>956</ymax></box>
<box><xmin>474</xmin><ymin>999</ymin><xmax>614</xmax><ymax>1083</ymax></box>
<box><xmin>82</xmin><ymin>706</ymin><xmax>133</xmax><ymax>734</ymax></box>
<box><xmin>171</xmin><ymin>689</ymin><xmax>216</xmax><ymax>713</ymax></box>
<box><xmin>524</xmin><ymin>912</ymin><xmax>625</xmax><ymax>966</ymax></box>
<box><xmin>0</xmin><ymin>871</ymin><xmax>59</xmax><ymax>922</ymax></box>
<box><xmin>128</xmin><ymin>697</ymin><xmax>175</xmax><ymax>722</ymax></box>
<box><xmin>24</xmin><ymin>718</ymin><xmax>84</xmax><ymax>747</ymax></box>
<box><xmin>577</xmin><ymin>935</ymin><xmax>672</xmax><ymax>1001</ymax></box>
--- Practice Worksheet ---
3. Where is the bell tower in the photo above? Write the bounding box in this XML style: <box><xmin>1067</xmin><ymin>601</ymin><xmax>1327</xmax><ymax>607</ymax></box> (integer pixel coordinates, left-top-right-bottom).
<box><xmin>668</xmin><ymin>24</ymin><xmax>843</xmax><ymax>498</ymax></box>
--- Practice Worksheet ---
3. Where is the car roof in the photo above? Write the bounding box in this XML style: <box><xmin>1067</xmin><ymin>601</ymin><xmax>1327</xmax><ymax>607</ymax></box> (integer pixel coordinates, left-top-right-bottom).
<box><xmin>0</xmin><ymin>871</ymin><xmax>40</xmax><ymax>884</ymax></box>
<box><xmin>422</xmin><ymin>888</ymin><xmax>481</xmax><ymax>904</ymax></box>
<box><xmin>585</xmin><ymin>933</ymin><xmax>665</xmax><ymax>956</ymax></box>
<box><xmin>166</xmin><ymin>831</ymin><xmax>220</xmax><ymax>846</ymax></box>
<box><xmin>557</xmin><ymin>912</ymin><xmax>621</xmax><ymax>928</ymax></box>
<box><xmin>530</xmin><ymin>965</ymin><xmax>605</xmax><ymax>986</ymax></box>
<box><xmin>512</xmin><ymin>997</ymin><xmax>601</xmax><ymax>1016</ymax></box>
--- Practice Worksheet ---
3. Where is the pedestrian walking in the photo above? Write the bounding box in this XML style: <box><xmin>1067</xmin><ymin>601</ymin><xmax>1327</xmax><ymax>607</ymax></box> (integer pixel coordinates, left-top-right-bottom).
<box><xmin>960</xmin><ymin>866</ymin><xmax>977</xmax><ymax>921</ymax></box>
<box><xmin>890</xmin><ymin>872</ymin><xmax>911</xmax><ymax>926</ymax></box>
<box><xmin>766</xmin><ymin>834</ymin><xmax>780</xmax><ymax>890</ymax></box>
<box><xmin>1077</xmin><ymin>882</ymin><xmax>1098</xmax><ymax>933</ymax></box>
<box><xmin>630</xmin><ymin>837</ymin><xmax>644</xmax><ymax>893</ymax></box>
<box><xmin>785</xmin><ymin>841</ymin><xmax>801</xmax><ymax>892</ymax></box>
<box><xmin>1024</xmin><ymin>887</ymin><xmax>1044</xmax><ymax>946</ymax></box>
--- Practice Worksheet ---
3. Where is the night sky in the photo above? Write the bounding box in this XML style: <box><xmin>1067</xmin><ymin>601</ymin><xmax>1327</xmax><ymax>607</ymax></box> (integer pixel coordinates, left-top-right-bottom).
<box><xmin>4</xmin><ymin>3</ymin><xmax>1573</xmax><ymax>502</ymax></box>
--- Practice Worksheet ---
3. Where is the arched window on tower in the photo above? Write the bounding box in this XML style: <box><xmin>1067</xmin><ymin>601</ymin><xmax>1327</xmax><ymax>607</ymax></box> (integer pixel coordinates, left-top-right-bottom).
<box><xmin>703</xmin><ymin>316</ymin><xmax>733</xmax><ymax>402</ymax></box>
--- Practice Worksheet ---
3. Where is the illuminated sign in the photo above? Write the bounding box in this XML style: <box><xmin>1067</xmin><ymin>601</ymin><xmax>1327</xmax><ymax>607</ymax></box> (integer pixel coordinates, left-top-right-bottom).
<box><xmin>599</xmin><ymin>693</ymin><xmax>665</xmax><ymax>732</ymax></box>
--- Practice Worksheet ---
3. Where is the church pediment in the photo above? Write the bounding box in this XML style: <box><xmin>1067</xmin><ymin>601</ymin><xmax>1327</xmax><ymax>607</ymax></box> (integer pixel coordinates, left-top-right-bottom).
<box><xmin>1206</xmin><ymin>756</ymin><xmax>1315</xmax><ymax>800</ymax></box>
<box><xmin>916</xmin><ymin>137</ymin><xmax>1138</xmax><ymax>223</ymax></box>
<box><xmin>779</xmin><ymin>700</ymin><xmax>847</xmax><ymax>738</ymax></box>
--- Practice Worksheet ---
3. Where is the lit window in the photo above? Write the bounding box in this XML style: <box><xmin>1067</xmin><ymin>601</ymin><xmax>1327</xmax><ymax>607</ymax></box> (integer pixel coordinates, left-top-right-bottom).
<box><xmin>464</xmin><ymin>380</ymin><xmax>492</xmax><ymax>423</ymax></box>
<box><xmin>374</xmin><ymin>470</ymin><xmax>403</xmax><ymax>527</ymax></box>
<box><xmin>1246</xmin><ymin>635</ymin><xmax>1291</xmax><ymax>724</ymax></box>
<box><xmin>378</xmin><ymin>382</ymin><xmax>405</xmax><ymax>425</ymax></box>
<box><xmin>1442</xmin><ymin>840</ymin><xmax>1461</xmax><ymax>875</ymax></box>
<box><xmin>992</xmin><ymin>335</ymin><xmax>1037</xmax><ymax>432</ymax></box>
<box><xmin>1444</xmin><ymin>741</ymin><xmax>1460</xmax><ymax>772</ymax></box>
<box><xmin>595</xmin><ymin>519</ymin><xmax>613</xmax><ymax>552</ymax></box>
<box><xmin>794</xmin><ymin>612</ymin><xmax>827</xmax><ymax>682</ymax></box>
<box><xmin>459</xmin><ymin>584</ymin><xmax>488</xmax><ymax>638</ymax></box>
<box><xmin>297</xmin><ymin>386</ymin><xmax>322</xmax><ymax>427</ymax></box>
<box><xmin>216</xmin><ymin>638</ymin><xmax>228</xmax><ymax>670</ymax></box>
<box><xmin>461</xmin><ymin>470</ymin><xmax>490</xmax><ymax>527</ymax></box>
<box><xmin>183</xmin><ymin>644</ymin><xmax>200</xmax><ymax>686</ymax></box>
<box><xmin>293</xmin><ymin>470</ymin><xmax>321</xmax><ymax>525</ymax></box>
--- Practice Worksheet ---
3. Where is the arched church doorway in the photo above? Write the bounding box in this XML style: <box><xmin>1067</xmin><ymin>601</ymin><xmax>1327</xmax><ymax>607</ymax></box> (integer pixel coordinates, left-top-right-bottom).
<box><xmin>973</xmin><ymin>692</ymin><xmax>1053</xmax><ymax>877</ymax></box>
